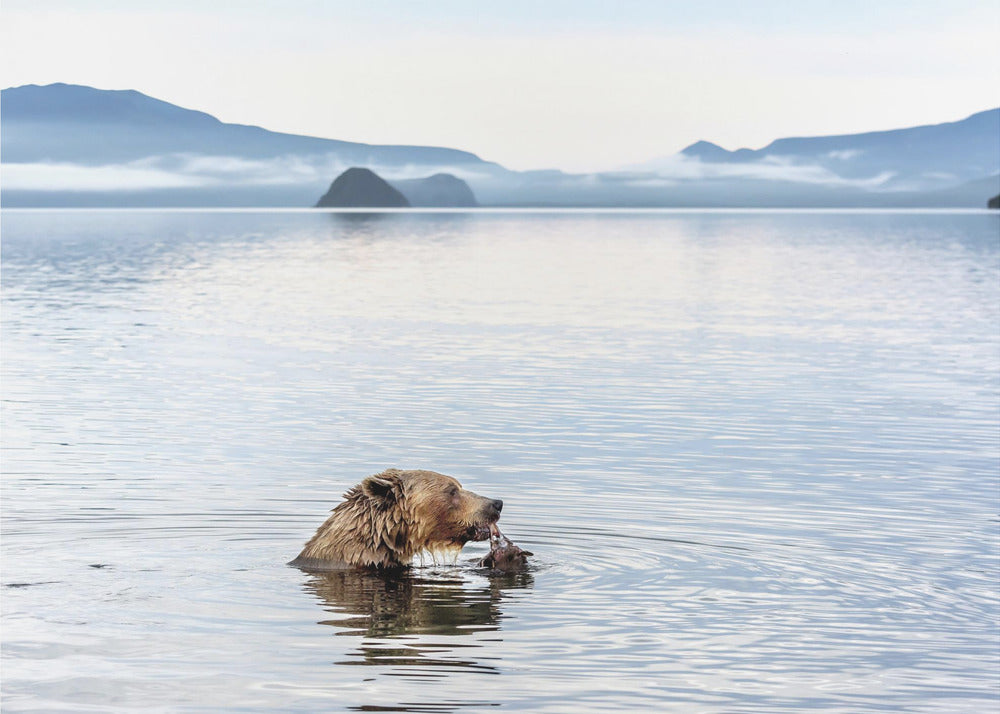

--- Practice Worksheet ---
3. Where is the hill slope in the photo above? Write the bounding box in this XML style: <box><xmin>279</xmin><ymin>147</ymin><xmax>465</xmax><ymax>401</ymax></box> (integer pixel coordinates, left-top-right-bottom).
<box><xmin>1</xmin><ymin>83</ymin><xmax>494</xmax><ymax>168</ymax></box>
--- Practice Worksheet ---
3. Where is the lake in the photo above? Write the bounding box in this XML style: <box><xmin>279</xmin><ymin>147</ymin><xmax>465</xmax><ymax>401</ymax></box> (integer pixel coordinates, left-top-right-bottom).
<box><xmin>2</xmin><ymin>209</ymin><xmax>998</xmax><ymax>713</ymax></box>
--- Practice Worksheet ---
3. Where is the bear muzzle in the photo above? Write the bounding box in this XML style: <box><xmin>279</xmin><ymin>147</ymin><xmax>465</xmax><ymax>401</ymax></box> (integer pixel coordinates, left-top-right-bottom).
<box><xmin>465</xmin><ymin>498</ymin><xmax>503</xmax><ymax>541</ymax></box>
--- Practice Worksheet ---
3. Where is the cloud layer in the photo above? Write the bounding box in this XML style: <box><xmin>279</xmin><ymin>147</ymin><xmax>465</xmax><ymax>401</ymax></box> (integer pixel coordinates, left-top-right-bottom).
<box><xmin>2</xmin><ymin>153</ymin><xmax>496</xmax><ymax>192</ymax></box>
<box><xmin>621</xmin><ymin>155</ymin><xmax>897</xmax><ymax>190</ymax></box>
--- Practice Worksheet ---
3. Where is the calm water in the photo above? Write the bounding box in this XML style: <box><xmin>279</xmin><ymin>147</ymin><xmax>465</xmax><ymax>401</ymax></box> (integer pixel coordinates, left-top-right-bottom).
<box><xmin>2</xmin><ymin>210</ymin><xmax>998</xmax><ymax>713</ymax></box>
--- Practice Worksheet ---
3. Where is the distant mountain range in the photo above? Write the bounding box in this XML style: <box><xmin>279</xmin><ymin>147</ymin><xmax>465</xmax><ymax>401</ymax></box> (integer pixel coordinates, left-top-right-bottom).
<box><xmin>3</xmin><ymin>83</ymin><xmax>492</xmax><ymax>168</ymax></box>
<box><xmin>667</xmin><ymin>108</ymin><xmax>999</xmax><ymax>192</ymax></box>
<box><xmin>2</xmin><ymin>83</ymin><xmax>997</xmax><ymax>207</ymax></box>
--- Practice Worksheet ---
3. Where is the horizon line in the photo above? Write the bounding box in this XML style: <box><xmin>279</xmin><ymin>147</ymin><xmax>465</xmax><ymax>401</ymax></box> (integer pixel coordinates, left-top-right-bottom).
<box><xmin>1</xmin><ymin>207</ymin><xmax>994</xmax><ymax>215</ymax></box>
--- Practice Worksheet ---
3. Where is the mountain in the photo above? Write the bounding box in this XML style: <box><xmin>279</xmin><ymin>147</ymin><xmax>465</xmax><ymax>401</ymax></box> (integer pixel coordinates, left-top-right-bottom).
<box><xmin>315</xmin><ymin>168</ymin><xmax>409</xmax><ymax>208</ymax></box>
<box><xmin>678</xmin><ymin>140</ymin><xmax>751</xmax><ymax>163</ymax></box>
<box><xmin>1</xmin><ymin>83</ymin><xmax>508</xmax><ymax>207</ymax></box>
<box><xmin>1</xmin><ymin>83</ymin><xmax>492</xmax><ymax>167</ymax></box>
<box><xmin>669</xmin><ymin>109</ymin><xmax>1000</xmax><ymax>193</ymax></box>
<box><xmin>390</xmin><ymin>173</ymin><xmax>478</xmax><ymax>207</ymax></box>
<box><xmin>2</xmin><ymin>82</ymin><xmax>996</xmax><ymax>208</ymax></box>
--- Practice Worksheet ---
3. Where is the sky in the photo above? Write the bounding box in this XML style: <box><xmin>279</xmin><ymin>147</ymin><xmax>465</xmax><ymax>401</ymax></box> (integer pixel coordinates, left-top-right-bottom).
<box><xmin>2</xmin><ymin>0</ymin><xmax>998</xmax><ymax>172</ymax></box>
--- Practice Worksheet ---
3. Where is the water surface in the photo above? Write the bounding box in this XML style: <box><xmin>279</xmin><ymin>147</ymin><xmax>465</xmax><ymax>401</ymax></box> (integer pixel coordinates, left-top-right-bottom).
<box><xmin>2</xmin><ymin>210</ymin><xmax>998</xmax><ymax>712</ymax></box>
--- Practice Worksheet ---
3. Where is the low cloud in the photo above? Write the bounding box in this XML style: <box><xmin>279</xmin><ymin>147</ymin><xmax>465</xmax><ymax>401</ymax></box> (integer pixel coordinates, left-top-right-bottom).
<box><xmin>1</xmin><ymin>153</ymin><xmax>498</xmax><ymax>193</ymax></box>
<box><xmin>826</xmin><ymin>149</ymin><xmax>863</xmax><ymax>161</ymax></box>
<box><xmin>615</xmin><ymin>154</ymin><xmax>895</xmax><ymax>189</ymax></box>
<box><xmin>2</xmin><ymin>160</ymin><xmax>210</xmax><ymax>191</ymax></box>
<box><xmin>4</xmin><ymin>152</ymin><xmax>900</xmax><ymax>196</ymax></box>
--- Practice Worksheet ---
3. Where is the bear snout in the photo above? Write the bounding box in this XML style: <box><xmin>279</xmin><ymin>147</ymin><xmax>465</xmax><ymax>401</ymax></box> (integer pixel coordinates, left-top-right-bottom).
<box><xmin>476</xmin><ymin>498</ymin><xmax>502</xmax><ymax>524</ymax></box>
<box><xmin>465</xmin><ymin>498</ymin><xmax>504</xmax><ymax>542</ymax></box>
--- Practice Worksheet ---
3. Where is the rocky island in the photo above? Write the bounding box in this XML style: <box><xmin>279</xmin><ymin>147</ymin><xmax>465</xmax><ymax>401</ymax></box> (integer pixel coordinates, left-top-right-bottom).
<box><xmin>391</xmin><ymin>173</ymin><xmax>478</xmax><ymax>207</ymax></box>
<box><xmin>315</xmin><ymin>167</ymin><xmax>479</xmax><ymax>208</ymax></box>
<box><xmin>315</xmin><ymin>167</ymin><xmax>410</xmax><ymax>208</ymax></box>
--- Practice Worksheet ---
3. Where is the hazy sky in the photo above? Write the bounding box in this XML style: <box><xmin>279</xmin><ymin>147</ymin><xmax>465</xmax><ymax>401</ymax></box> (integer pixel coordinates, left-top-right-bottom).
<box><xmin>2</xmin><ymin>0</ymin><xmax>997</xmax><ymax>171</ymax></box>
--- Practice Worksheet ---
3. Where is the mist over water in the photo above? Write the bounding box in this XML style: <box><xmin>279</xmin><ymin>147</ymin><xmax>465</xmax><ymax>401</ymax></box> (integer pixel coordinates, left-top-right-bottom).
<box><xmin>2</xmin><ymin>210</ymin><xmax>998</xmax><ymax>712</ymax></box>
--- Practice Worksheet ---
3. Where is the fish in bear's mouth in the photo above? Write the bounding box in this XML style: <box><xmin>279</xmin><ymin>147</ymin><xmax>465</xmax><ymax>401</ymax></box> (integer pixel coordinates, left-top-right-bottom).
<box><xmin>465</xmin><ymin>521</ymin><xmax>502</xmax><ymax>542</ymax></box>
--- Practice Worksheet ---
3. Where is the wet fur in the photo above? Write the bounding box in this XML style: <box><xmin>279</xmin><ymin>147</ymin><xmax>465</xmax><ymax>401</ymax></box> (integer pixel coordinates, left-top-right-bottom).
<box><xmin>291</xmin><ymin>469</ymin><xmax>502</xmax><ymax>570</ymax></box>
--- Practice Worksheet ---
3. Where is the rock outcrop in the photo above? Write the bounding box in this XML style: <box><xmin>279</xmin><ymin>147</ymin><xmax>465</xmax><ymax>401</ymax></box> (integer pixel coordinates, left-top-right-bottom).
<box><xmin>315</xmin><ymin>167</ymin><xmax>410</xmax><ymax>208</ymax></box>
<box><xmin>989</xmin><ymin>194</ymin><xmax>999</xmax><ymax>209</ymax></box>
<box><xmin>391</xmin><ymin>173</ymin><xmax>478</xmax><ymax>207</ymax></box>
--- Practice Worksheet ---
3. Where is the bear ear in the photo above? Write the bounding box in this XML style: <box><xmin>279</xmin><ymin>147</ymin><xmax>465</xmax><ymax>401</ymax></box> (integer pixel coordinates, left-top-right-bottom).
<box><xmin>361</xmin><ymin>473</ymin><xmax>401</xmax><ymax>505</ymax></box>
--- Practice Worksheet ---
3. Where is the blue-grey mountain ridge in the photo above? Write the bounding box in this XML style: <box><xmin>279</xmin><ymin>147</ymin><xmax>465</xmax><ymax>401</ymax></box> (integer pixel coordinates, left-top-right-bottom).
<box><xmin>2</xmin><ymin>83</ymin><xmax>997</xmax><ymax>207</ymax></box>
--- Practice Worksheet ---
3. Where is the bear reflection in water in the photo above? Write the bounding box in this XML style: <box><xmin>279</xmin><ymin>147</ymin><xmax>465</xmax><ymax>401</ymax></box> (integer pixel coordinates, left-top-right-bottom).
<box><xmin>300</xmin><ymin>567</ymin><xmax>532</xmax><ymax>672</ymax></box>
<box><xmin>302</xmin><ymin>567</ymin><xmax>533</xmax><ymax>641</ymax></box>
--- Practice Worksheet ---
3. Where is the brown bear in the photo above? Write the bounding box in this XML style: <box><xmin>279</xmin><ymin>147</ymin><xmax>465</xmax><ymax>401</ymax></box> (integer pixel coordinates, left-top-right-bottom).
<box><xmin>290</xmin><ymin>469</ymin><xmax>504</xmax><ymax>570</ymax></box>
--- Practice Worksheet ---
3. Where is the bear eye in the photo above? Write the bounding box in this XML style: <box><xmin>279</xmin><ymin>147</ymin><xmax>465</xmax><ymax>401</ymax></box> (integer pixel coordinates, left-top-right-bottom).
<box><xmin>448</xmin><ymin>486</ymin><xmax>459</xmax><ymax>498</ymax></box>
